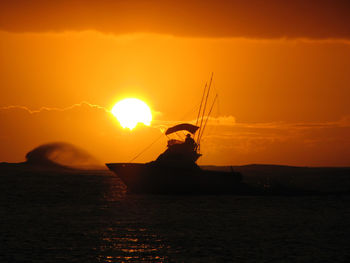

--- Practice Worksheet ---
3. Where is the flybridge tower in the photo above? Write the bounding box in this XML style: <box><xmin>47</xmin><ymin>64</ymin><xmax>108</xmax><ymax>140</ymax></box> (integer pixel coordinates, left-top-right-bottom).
<box><xmin>164</xmin><ymin>73</ymin><xmax>218</xmax><ymax>155</ymax></box>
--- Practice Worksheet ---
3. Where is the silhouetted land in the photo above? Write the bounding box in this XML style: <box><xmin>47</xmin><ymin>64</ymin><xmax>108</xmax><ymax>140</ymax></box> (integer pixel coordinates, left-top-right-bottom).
<box><xmin>1</xmin><ymin>162</ymin><xmax>350</xmax><ymax>262</ymax></box>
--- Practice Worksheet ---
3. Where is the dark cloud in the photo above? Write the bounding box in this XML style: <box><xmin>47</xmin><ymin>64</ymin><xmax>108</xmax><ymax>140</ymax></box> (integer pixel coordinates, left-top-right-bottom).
<box><xmin>1</xmin><ymin>0</ymin><xmax>350</xmax><ymax>39</ymax></box>
<box><xmin>26</xmin><ymin>142</ymin><xmax>102</xmax><ymax>169</ymax></box>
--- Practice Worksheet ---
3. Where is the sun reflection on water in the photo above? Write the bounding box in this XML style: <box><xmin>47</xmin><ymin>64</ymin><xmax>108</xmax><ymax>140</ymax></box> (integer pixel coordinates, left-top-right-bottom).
<box><xmin>96</xmin><ymin>175</ymin><xmax>172</xmax><ymax>262</ymax></box>
<box><xmin>98</xmin><ymin>227</ymin><xmax>169</xmax><ymax>262</ymax></box>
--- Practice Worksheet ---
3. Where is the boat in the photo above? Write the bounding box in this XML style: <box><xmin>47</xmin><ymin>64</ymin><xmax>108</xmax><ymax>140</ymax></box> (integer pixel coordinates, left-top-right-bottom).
<box><xmin>106</xmin><ymin>78</ymin><xmax>244</xmax><ymax>194</ymax></box>
<box><xmin>106</xmin><ymin>123</ymin><xmax>243</xmax><ymax>194</ymax></box>
<box><xmin>107</xmin><ymin>122</ymin><xmax>243</xmax><ymax>194</ymax></box>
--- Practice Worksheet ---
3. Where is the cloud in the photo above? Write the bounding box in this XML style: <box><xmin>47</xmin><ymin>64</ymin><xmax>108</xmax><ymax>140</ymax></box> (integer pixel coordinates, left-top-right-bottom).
<box><xmin>25</xmin><ymin>142</ymin><xmax>103</xmax><ymax>169</ymax></box>
<box><xmin>0</xmin><ymin>102</ymin><xmax>164</xmax><ymax>163</ymax></box>
<box><xmin>1</xmin><ymin>104</ymin><xmax>350</xmax><ymax>166</ymax></box>
<box><xmin>0</xmin><ymin>101</ymin><xmax>109</xmax><ymax>114</ymax></box>
<box><xmin>0</xmin><ymin>0</ymin><xmax>350</xmax><ymax>39</ymax></box>
<box><xmin>197</xmin><ymin>115</ymin><xmax>350</xmax><ymax>166</ymax></box>
<box><xmin>201</xmin><ymin>116</ymin><xmax>350</xmax><ymax>147</ymax></box>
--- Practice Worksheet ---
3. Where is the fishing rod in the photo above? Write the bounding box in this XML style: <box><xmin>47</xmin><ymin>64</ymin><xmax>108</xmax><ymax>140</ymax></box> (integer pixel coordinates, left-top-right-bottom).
<box><xmin>197</xmin><ymin>93</ymin><xmax>218</xmax><ymax>149</ymax></box>
<box><xmin>196</xmin><ymin>73</ymin><xmax>213</xmax><ymax>144</ymax></box>
<box><xmin>129</xmin><ymin>133</ymin><xmax>164</xmax><ymax>162</ymax></box>
<box><xmin>195</xmin><ymin>82</ymin><xmax>207</xmax><ymax>127</ymax></box>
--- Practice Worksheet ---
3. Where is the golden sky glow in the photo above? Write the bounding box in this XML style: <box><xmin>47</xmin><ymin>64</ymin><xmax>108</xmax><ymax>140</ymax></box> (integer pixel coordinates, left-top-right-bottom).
<box><xmin>1</xmin><ymin>1</ymin><xmax>350</xmax><ymax>166</ymax></box>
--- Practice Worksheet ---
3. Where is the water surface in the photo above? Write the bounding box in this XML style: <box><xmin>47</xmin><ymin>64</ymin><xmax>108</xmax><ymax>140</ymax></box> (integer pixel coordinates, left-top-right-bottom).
<box><xmin>1</xmin><ymin>171</ymin><xmax>350</xmax><ymax>262</ymax></box>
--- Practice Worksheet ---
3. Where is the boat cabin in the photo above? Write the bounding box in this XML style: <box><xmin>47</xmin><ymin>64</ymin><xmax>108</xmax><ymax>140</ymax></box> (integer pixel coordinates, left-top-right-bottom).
<box><xmin>153</xmin><ymin>124</ymin><xmax>202</xmax><ymax>168</ymax></box>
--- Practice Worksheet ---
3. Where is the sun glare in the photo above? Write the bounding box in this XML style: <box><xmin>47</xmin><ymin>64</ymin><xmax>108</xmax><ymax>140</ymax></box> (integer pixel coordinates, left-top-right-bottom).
<box><xmin>111</xmin><ymin>98</ymin><xmax>152</xmax><ymax>130</ymax></box>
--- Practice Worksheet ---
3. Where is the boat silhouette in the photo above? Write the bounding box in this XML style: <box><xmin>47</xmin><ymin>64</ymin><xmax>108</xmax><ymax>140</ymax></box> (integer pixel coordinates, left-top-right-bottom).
<box><xmin>106</xmin><ymin>123</ymin><xmax>242</xmax><ymax>194</ymax></box>
<box><xmin>106</xmin><ymin>78</ymin><xmax>244</xmax><ymax>194</ymax></box>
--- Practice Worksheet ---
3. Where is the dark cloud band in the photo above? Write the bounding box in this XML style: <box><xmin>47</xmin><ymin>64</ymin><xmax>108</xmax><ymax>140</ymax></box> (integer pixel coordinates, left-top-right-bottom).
<box><xmin>1</xmin><ymin>0</ymin><xmax>350</xmax><ymax>39</ymax></box>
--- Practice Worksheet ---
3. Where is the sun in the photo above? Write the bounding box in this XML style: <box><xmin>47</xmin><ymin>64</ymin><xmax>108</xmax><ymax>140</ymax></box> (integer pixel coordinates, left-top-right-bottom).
<box><xmin>111</xmin><ymin>98</ymin><xmax>152</xmax><ymax>130</ymax></box>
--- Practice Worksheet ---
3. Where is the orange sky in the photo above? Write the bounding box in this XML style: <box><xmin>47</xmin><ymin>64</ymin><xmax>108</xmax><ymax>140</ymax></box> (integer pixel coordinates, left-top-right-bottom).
<box><xmin>1</xmin><ymin>1</ymin><xmax>350</xmax><ymax>166</ymax></box>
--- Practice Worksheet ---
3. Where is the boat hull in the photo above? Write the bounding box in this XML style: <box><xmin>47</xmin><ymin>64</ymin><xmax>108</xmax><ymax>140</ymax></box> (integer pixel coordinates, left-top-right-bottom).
<box><xmin>106</xmin><ymin>163</ymin><xmax>244</xmax><ymax>194</ymax></box>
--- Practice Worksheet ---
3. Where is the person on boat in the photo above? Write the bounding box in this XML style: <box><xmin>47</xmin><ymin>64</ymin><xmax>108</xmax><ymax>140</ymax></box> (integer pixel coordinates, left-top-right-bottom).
<box><xmin>184</xmin><ymin>134</ymin><xmax>196</xmax><ymax>150</ymax></box>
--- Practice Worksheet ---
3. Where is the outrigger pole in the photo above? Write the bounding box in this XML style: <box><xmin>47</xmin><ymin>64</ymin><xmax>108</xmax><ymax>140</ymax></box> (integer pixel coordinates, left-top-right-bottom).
<box><xmin>195</xmin><ymin>82</ymin><xmax>207</xmax><ymax>127</ymax></box>
<box><xmin>197</xmin><ymin>93</ymin><xmax>218</xmax><ymax>149</ymax></box>
<box><xmin>196</xmin><ymin>73</ymin><xmax>213</xmax><ymax>144</ymax></box>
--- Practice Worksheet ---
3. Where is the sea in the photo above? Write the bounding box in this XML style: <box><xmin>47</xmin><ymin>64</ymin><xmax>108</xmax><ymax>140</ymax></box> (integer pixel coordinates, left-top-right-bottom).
<box><xmin>1</xmin><ymin>168</ymin><xmax>350</xmax><ymax>262</ymax></box>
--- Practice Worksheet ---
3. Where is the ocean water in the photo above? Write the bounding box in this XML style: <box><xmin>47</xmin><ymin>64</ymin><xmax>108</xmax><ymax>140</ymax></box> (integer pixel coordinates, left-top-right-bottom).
<box><xmin>1</xmin><ymin>171</ymin><xmax>350</xmax><ymax>262</ymax></box>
